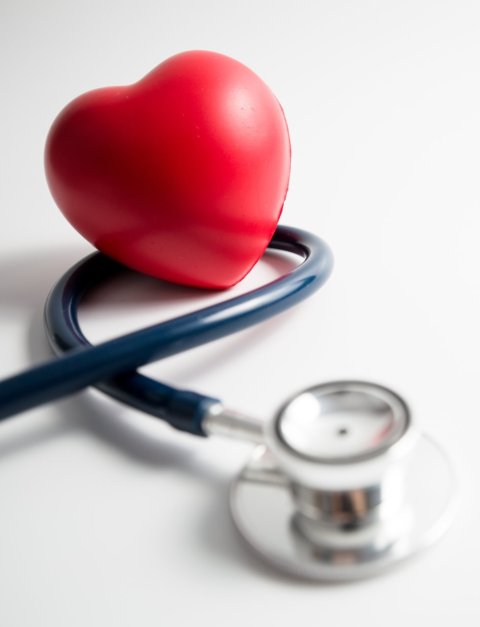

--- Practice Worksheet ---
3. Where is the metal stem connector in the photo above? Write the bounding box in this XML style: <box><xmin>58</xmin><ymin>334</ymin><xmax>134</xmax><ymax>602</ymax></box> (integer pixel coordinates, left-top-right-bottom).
<box><xmin>203</xmin><ymin>403</ymin><xmax>264</xmax><ymax>443</ymax></box>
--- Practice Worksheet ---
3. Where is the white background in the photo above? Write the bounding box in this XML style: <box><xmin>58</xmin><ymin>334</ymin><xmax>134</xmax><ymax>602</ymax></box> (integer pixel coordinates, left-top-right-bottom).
<box><xmin>1</xmin><ymin>0</ymin><xmax>479</xmax><ymax>624</ymax></box>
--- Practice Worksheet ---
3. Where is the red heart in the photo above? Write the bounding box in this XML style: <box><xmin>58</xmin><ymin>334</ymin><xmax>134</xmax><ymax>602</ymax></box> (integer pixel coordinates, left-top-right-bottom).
<box><xmin>45</xmin><ymin>51</ymin><xmax>291</xmax><ymax>289</ymax></box>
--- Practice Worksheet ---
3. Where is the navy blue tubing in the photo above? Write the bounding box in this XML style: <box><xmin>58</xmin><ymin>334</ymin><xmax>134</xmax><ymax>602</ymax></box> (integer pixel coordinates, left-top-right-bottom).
<box><xmin>0</xmin><ymin>226</ymin><xmax>333</xmax><ymax>434</ymax></box>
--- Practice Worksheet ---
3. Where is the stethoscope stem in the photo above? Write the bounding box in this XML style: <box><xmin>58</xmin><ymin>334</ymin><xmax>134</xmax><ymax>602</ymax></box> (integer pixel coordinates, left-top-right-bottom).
<box><xmin>202</xmin><ymin>404</ymin><xmax>264</xmax><ymax>443</ymax></box>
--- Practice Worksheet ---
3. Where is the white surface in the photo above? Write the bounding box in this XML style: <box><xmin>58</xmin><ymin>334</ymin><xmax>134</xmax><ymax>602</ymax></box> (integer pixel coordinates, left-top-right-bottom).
<box><xmin>1</xmin><ymin>0</ymin><xmax>479</xmax><ymax>624</ymax></box>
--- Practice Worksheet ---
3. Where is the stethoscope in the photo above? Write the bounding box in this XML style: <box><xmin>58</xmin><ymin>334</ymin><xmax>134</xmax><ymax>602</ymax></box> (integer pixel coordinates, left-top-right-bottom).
<box><xmin>0</xmin><ymin>224</ymin><xmax>456</xmax><ymax>581</ymax></box>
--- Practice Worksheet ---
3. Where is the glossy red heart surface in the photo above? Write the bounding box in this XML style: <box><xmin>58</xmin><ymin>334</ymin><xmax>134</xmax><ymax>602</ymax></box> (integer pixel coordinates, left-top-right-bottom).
<box><xmin>45</xmin><ymin>51</ymin><xmax>291</xmax><ymax>289</ymax></box>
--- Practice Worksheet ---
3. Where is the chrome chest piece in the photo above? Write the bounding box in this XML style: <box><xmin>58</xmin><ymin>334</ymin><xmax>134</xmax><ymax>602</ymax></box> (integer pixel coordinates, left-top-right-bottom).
<box><xmin>222</xmin><ymin>381</ymin><xmax>456</xmax><ymax>581</ymax></box>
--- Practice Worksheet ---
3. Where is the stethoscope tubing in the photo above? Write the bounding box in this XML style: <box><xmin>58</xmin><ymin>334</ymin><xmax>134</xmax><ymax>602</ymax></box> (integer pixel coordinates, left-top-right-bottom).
<box><xmin>0</xmin><ymin>226</ymin><xmax>333</xmax><ymax>433</ymax></box>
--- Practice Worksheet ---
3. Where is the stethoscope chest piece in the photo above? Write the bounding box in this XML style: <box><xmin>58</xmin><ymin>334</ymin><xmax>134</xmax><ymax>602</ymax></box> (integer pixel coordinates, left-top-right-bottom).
<box><xmin>230</xmin><ymin>381</ymin><xmax>456</xmax><ymax>581</ymax></box>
